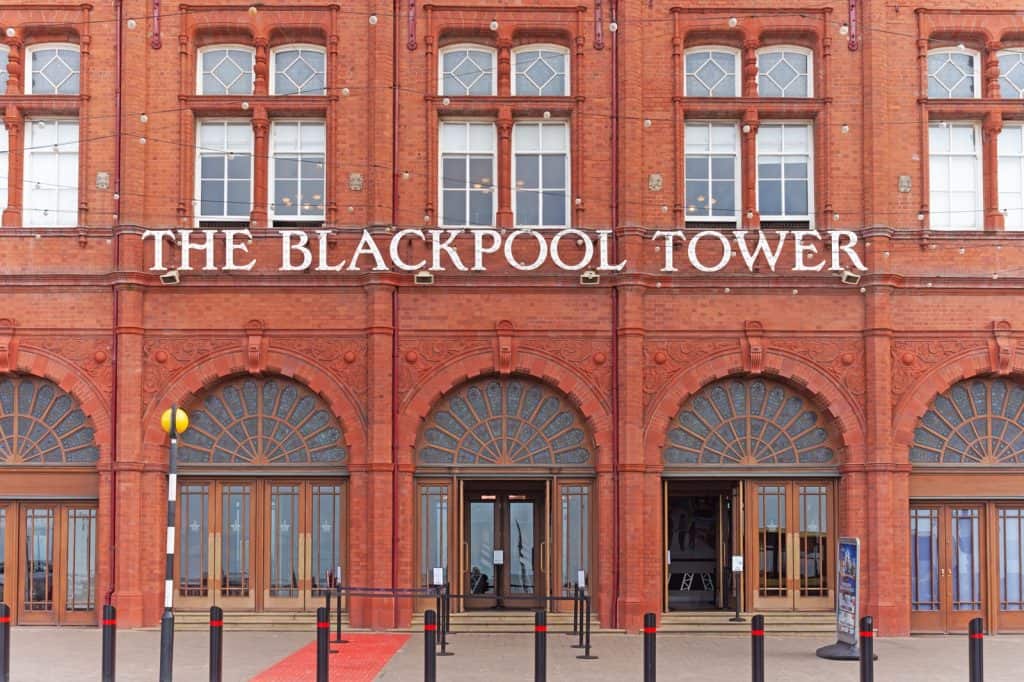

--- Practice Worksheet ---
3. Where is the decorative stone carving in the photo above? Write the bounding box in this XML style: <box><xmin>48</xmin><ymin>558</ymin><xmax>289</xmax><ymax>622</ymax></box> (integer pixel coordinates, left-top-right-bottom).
<box><xmin>890</xmin><ymin>339</ymin><xmax>989</xmax><ymax>398</ymax></box>
<box><xmin>642</xmin><ymin>339</ymin><xmax>735</xmax><ymax>415</ymax></box>
<box><xmin>397</xmin><ymin>338</ymin><xmax>491</xmax><ymax>402</ymax></box>
<box><xmin>989</xmin><ymin>320</ymin><xmax>1015</xmax><ymax>375</ymax></box>
<box><xmin>0</xmin><ymin>319</ymin><xmax>16</xmax><ymax>372</ymax></box>
<box><xmin>30</xmin><ymin>336</ymin><xmax>114</xmax><ymax>398</ymax></box>
<box><xmin>143</xmin><ymin>336</ymin><xmax>240</xmax><ymax>406</ymax></box>
<box><xmin>495</xmin><ymin>320</ymin><xmax>516</xmax><ymax>375</ymax></box>
<box><xmin>244</xmin><ymin>319</ymin><xmax>267</xmax><ymax>374</ymax></box>
<box><xmin>273</xmin><ymin>337</ymin><xmax>368</xmax><ymax>417</ymax></box>
<box><xmin>771</xmin><ymin>338</ymin><xmax>866</xmax><ymax>400</ymax></box>
<box><xmin>518</xmin><ymin>337</ymin><xmax>612</xmax><ymax>410</ymax></box>
<box><xmin>741</xmin><ymin>321</ymin><xmax>765</xmax><ymax>373</ymax></box>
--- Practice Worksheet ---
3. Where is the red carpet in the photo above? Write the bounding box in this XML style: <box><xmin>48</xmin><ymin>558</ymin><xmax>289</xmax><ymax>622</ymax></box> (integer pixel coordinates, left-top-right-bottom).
<box><xmin>251</xmin><ymin>633</ymin><xmax>410</xmax><ymax>681</ymax></box>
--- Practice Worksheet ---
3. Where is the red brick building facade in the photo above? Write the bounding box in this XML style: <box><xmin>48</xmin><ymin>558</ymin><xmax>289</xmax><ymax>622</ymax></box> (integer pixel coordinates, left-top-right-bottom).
<box><xmin>1</xmin><ymin>1</ymin><xmax>1023</xmax><ymax>636</ymax></box>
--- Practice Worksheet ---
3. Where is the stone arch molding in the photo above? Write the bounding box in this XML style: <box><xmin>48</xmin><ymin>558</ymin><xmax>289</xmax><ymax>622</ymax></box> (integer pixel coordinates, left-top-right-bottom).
<box><xmin>0</xmin><ymin>374</ymin><xmax>100</xmax><ymax>464</ymax></box>
<box><xmin>663</xmin><ymin>377</ymin><xmax>839</xmax><ymax>466</ymax></box>
<box><xmin>417</xmin><ymin>375</ymin><xmax>594</xmax><ymax>467</ymax></box>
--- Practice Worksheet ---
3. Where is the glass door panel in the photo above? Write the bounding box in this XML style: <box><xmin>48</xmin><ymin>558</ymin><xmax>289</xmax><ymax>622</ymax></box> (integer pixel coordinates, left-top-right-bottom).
<box><xmin>560</xmin><ymin>485</ymin><xmax>589</xmax><ymax>600</ymax></box>
<box><xmin>265</xmin><ymin>484</ymin><xmax>302</xmax><ymax>609</ymax></box>
<box><xmin>0</xmin><ymin>506</ymin><xmax>7</xmax><ymax>608</ymax></box>
<box><xmin>311</xmin><ymin>484</ymin><xmax>342</xmax><ymax>600</ymax></box>
<box><xmin>22</xmin><ymin>507</ymin><xmax>56</xmax><ymax>624</ymax></box>
<box><xmin>417</xmin><ymin>483</ymin><xmax>449</xmax><ymax>612</ymax></box>
<box><xmin>911</xmin><ymin>507</ymin><xmax>943</xmax><ymax>631</ymax></box>
<box><xmin>507</xmin><ymin>500</ymin><xmax>535</xmax><ymax>595</ymax></box>
<box><xmin>796</xmin><ymin>485</ymin><xmax>831</xmax><ymax>608</ymax></box>
<box><xmin>998</xmin><ymin>507</ymin><xmax>1024</xmax><ymax>630</ymax></box>
<box><xmin>466</xmin><ymin>500</ymin><xmax>496</xmax><ymax>608</ymax></box>
<box><xmin>948</xmin><ymin>507</ymin><xmax>983</xmax><ymax>631</ymax></box>
<box><xmin>177</xmin><ymin>483</ymin><xmax>211</xmax><ymax>608</ymax></box>
<box><xmin>63</xmin><ymin>508</ymin><xmax>96</xmax><ymax>624</ymax></box>
<box><xmin>755</xmin><ymin>486</ymin><xmax>788</xmax><ymax>608</ymax></box>
<box><xmin>218</xmin><ymin>484</ymin><xmax>255</xmax><ymax>609</ymax></box>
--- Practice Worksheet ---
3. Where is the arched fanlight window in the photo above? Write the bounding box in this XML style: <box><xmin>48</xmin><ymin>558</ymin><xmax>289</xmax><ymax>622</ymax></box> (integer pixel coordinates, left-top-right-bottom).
<box><xmin>197</xmin><ymin>45</ymin><xmax>255</xmax><ymax>95</ymax></box>
<box><xmin>178</xmin><ymin>376</ymin><xmax>347</xmax><ymax>465</ymax></box>
<box><xmin>418</xmin><ymin>377</ymin><xmax>592</xmax><ymax>466</ymax></box>
<box><xmin>512</xmin><ymin>45</ymin><xmax>569</xmax><ymax>96</ymax></box>
<box><xmin>999</xmin><ymin>49</ymin><xmax>1024</xmax><ymax>99</ymax></box>
<box><xmin>271</xmin><ymin>45</ymin><xmax>326</xmax><ymax>96</ymax></box>
<box><xmin>438</xmin><ymin>44</ymin><xmax>496</xmax><ymax>96</ymax></box>
<box><xmin>927</xmin><ymin>47</ymin><xmax>981</xmax><ymax>99</ymax></box>
<box><xmin>25</xmin><ymin>43</ymin><xmax>80</xmax><ymax>95</ymax></box>
<box><xmin>756</xmin><ymin>46</ymin><xmax>813</xmax><ymax>98</ymax></box>
<box><xmin>663</xmin><ymin>377</ymin><xmax>837</xmax><ymax>465</ymax></box>
<box><xmin>0</xmin><ymin>375</ymin><xmax>99</xmax><ymax>464</ymax></box>
<box><xmin>684</xmin><ymin>46</ymin><xmax>740</xmax><ymax>97</ymax></box>
<box><xmin>910</xmin><ymin>378</ymin><xmax>1024</xmax><ymax>464</ymax></box>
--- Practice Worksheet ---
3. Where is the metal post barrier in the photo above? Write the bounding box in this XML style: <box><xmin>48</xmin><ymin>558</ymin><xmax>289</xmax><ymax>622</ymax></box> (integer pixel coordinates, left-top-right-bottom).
<box><xmin>969</xmin><ymin>617</ymin><xmax>984</xmax><ymax>682</ymax></box>
<box><xmin>751</xmin><ymin>614</ymin><xmax>765</xmax><ymax>682</ymax></box>
<box><xmin>575</xmin><ymin>594</ymin><xmax>597</xmax><ymax>660</ymax></box>
<box><xmin>572</xmin><ymin>586</ymin><xmax>579</xmax><ymax>635</ymax></box>
<box><xmin>316</xmin><ymin>607</ymin><xmax>329</xmax><ymax>682</ymax></box>
<box><xmin>101</xmin><ymin>604</ymin><xmax>116</xmax><ymax>682</ymax></box>
<box><xmin>0</xmin><ymin>603</ymin><xmax>8</xmax><ymax>682</ymax></box>
<box><xmin>334</xmin><ymin>588</ymin><xmax>348</xmax><ymax>645</ymax></box>
<box><xmin>534</xmin><ymin>610</ymin><xmax>547</xmax><ymax>682</ymax></box>
<box><xmin>444</xmin><ymin>583</ymin><xmax>451</xmax><ymax>636</ymax></box>
<box><xmin>0</xmin><ymin>603</ymin><xmax>9</xmax><ymax>682</ymax></box>
<box><xmin>859</xmin><ymin>616</ymin><xmax>874</xmax><ymax>682</ymax></box>
<box><xmin>159</xmin><ymin>609</ymin><xmax>174</xmax><ymax>682</ymax></box>
<box><xmin>437</xmin><ymin>586</ymin><xmax>452</xmax><ymax>657</ymax></box>
<box><xmin>572</xmin><ymin>589</ymin><xmax>585</xmax><ymax>649</ymax></box>
<box><xmin>424</xmin><ymin>610</ymin><xmax>438</xmax><ymax>682</ymax></box>
<box><xmin>209</xmin><ymin>606</ymin><xmax>223</xmax><ymax>682</ymax></box>
<box><xmin>643</xmin><ymin>613</ymin><xmax>656</xmax><ymax>682</ymax></box>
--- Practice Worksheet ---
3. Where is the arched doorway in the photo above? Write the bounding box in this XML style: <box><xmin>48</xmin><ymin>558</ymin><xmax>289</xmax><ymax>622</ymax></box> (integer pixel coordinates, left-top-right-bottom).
<box><xmin>909</xmin><ymin>377</ymin><xmax>1024</xmax><ymax>633</ymax></box>
<box><xmin>415</xmin><ymin>376</ymin><xmax>594</xmax><ymax>612</ymax></box>
<box><xmin>0</xmin><ymin>374</ymin><xmax>100</xmax><ymax>625</ymax></box>
<box><xmin>662</xmin><ymin>377</ymin><xmax>841</xmax><ymax>613</ymax></box>
<box><xmin>174</xmin><ymin>375</ymin><xmax>347</xmax><ymax>613</ymax></box>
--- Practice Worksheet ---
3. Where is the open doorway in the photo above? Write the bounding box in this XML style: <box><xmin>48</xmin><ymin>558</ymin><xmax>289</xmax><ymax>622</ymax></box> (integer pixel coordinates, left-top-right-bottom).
<box><xmin>664</xmin><ymin>481</ymin><xmax>738</xmax><ymax>611</ymax></box>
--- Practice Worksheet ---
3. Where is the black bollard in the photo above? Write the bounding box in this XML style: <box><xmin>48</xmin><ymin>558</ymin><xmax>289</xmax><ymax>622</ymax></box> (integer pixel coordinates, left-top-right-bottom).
<box><xmin>444</xmin><ymin>583</ymin><xmax>451</xmax><ymax>636</ymax></box>
<box><xmin>859</xmin><ymin>616</ymin><xmax>874</xmax><ymax>682</ymax></box>
<box><xmin>424</xmin><ymin>610</ymin><xmax>438</xmax><ymax>682</ymax></box>
<box><xmin>572</xmin><ymin>586</ymin><xmax>580</xmax><ymax>635</ymax></box>
<box><xmin>101</xmin><ymin>604</ymin><xmax>116</xmax><ymax>682</ymax></box>
<box><xmin>751</xmin><ymin>614</ymin><xmax>765</xmax><ymax>682</ymax></box>
<box><xmin>1</xmin><ymin>603</ymin><xmax>11</xmax><ymax>682</ymax></box>
<box><xmin>969</xmin><ymin>617</ymin><xmax>984</xmax><ymax>682</ymax></box>
<box><xmin>316</xmin><ymin>607</ymin><xmax>329</xmax><ymax>682</ymax></box>
<box><xmin>334</xmin><ymin>588</ymin><xmax>348</xmax><ymax>645</ymax></box>
<box><xmin>572</xmin><ymin>587</ymin><xmax>584</xmax><ymax>648</ymax></box>
<box><xmin>534</xmin><ymin>610</ymin><xmax>547</xmax><ymax>682</ymax></box>
<box><xmin>158</xmin><ymin>609</ymin><xmax>174</xmax><ymax>682</ymax></box>
<box><xmin>437</xmin><ymin>587</ymin><xmax>452</xmax><ymax>656</ymax></box>
<box><xmin>209</xmin><ymin>606</ymin><xmax>223</xmax><ymax>682</ymax></box>
<box><xmin>643</xmin><ymin>613</ymin><xmax>656</xmax><ymax>682</ymax></box>
<box><xmin>575</xmin><ymin>594</ymin><xmax>598</xmax><ymax>660</ymax></box>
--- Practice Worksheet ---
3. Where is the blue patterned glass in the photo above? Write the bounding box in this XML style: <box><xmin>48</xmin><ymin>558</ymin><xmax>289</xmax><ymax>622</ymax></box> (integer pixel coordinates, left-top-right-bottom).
<box><xmin>0</xmin><ymin>376</ymin><xmax>99</xmax><ymax>464</ymax></box>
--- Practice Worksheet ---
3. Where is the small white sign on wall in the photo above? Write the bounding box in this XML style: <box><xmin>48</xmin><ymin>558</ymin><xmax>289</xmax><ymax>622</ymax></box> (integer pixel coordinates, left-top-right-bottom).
<box><xmin>732</xmin><ymin>555</ymin><xmax>744</xmax><ymax>573</ymax></box>
<box><xmin>577</xmin><ymin>570</ymin><xmax>586</xmax><ymax>588</ymax></box>
<box><xmin>432</xmin><ymin>567</ymin><xmax>444</xmax><ymax>586</ymax></box>
<box><xmin>494</xmin><ymin>550</ymin><xmax>504</xmax><ymax>565</ymax></box>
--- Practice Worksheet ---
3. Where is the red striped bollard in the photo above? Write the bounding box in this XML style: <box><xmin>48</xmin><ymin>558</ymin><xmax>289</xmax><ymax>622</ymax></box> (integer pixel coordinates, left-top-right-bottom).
<box><xmin>101</xmin><ymin>605</ymin><xmax>116</xmax><ymax>682</ymax></box>
<box><xmin>534</xmin><ymin>610</ymin><xmax>547</xmax><ymax>682</ymax></box>
<box><xmin>424</xmin><ymin>610</ymin><xmax>438</xmax><ymax>682</ymax></box>
<box><xmin>209</xmin><ymin>606</ymin><xmax>223</xmax><ymax>682</ymax></box>
<box><xmin>1</xmin><ymin>603</ymin><xmax>11</xmax><ymax>682</ymax></box>
<box><xmin>643</xmin><ymin>613</ymin><xmax>656</xmax><ymax>682</ymax></box>
<box><xmin>968</xmin><ymin>617</ymin><xmax>983</xmax><ymax>682</ymax></box>
<box><xmin>751</xmin><ymin>614</ymin><xmax>765</xmax><ymax>682</ymax></box>
<box><xmin>316</xmin><ymin>607</ymin><xmax>329</xmax><ymax>682</ymax></box>
<box><xmin>859</xmin><ymin>616</ymin><xmax>874</xmax><ymax>682</ymax></box>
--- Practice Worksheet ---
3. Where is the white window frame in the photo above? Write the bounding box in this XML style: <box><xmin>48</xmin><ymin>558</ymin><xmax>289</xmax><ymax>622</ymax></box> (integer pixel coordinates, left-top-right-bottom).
<box><xmin>928</xmin><ymin>121</ymin><xmax>983</xmax><ymax>231</ymax></box>
<box><xmin>756</xmin><ymin>46</ymin><xmax>814</xmax><ymax>98</ymax></box>
<box><xmin>511</xmin><ymin>44</ymin><xmax>570</xmax><ymax>97</ymax></box>
<box><xmin>683</xmin><ymin>46</ymin><xmax>742</xmax><ymax>98</ymax></box>
<box><xmin>438</xmin><ymin>120</ymin><xmax>497</xmax><ymax>227</ymax></box>
<box><xmin>438</xmin><ymin>44</ymin><xmax>497</xmax><ymax>97</ymax></box>
<box><xmin>269</xmin><ymin>119</ymin><xmax>327</xmax><ymax>222</ymax></box>
<box><xmin>998</xmin><ymin>49</ymin><xmax>1024</xmax><ymax>100</ymax></box>
<box><xmin>998</xmin><ymin>122</ymin><xmax>1024</xmax><ymax>231</ymax></box>
<box><xmin>194</xmin><ymin>119</ymin><xmax>254</xmax><ymax>223</ymax></box>
<box><xmin>196</xmin><ymin>44</ymin><xmax>256</xmax><ymax>96</ymax></box>
<box><xmin>0</xmin><ymin>121</ymin><xmax>7</xmax><ymax>214</ymax></box>
<box><xmin>0</xmin><ymin>44</ymin><xmax>10</xmax><ymax>95</ymax></box>
<box><xmin>269</xmin><ymin>44</ymin><xmax>327</xmax><ymax>96</ymax></box>
<box><xmin>23</xmin><ymin>117</ymin><xmax>79</xmax><ymax>227</ymax></box>
<box><xmin>927</xmin><ymin>47</ymin><xmax>981</xmax><ymax>100</ymax></box>
<box><xmin>684</xmin><ymin>121</ymin><xmax>741</xmax><ymax>223</ymax></box>
<box><xmin>511</xmin><ymin>120</ymin><xmax>571</xmax><ymax>228</ymax></box>
<box><xmin>24</xmin><ymin>43</ymin><xmax>81</xmax><ymax>95</ymax></box>
<box><xmin>755</xmin><ymin>121</ymin><xmax>815</xmax><ymax>224</ymax></box>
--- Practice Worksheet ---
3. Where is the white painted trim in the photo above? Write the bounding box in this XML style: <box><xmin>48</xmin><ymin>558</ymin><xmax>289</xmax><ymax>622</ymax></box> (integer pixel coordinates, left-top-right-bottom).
<box><xmin>511</xmin><ymin>120</ymin><xmax>571</xmax><ymax>229</ymax></box>
<box><xmin>194</xmin><ymin>119</ymin><xmax>254</xmax><ymax>224</ymax></box>
<box><xmin>437</xmin><ymin>120</ymin><xmax>497</xmax><ymax>227</ymax></box>
<box><xmin>927</xmin><ymin>120</ymin><xmax>984</xmax><ymax>231</ymax></box>
<box><xmin>926</xmin><ymin>47</ymin><xmax>982</xmax><ymax>100</ymax></box>
<box><xmin>268</xmin><ymin>119</ymin><xmax>327</xmax><ymax>222</ymax></box>
<box><xmin>683</xmin><ymin>120</ymin><xmax>742</xmax><ymax>223</ymax></box>
<box><xmin>24</xmin><ymin>43</ymin><xmax>80</xmax><ymax>95</ymax></box>
<box><xmin>754</xmin><ymin>121</ymin><xmax>815</xmax><ymax>225</ymax></box>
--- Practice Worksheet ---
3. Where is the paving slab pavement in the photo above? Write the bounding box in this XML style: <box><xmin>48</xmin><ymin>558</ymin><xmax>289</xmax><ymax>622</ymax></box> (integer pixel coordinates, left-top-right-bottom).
<box><xmin>378</xmin><ymin>632</ymin><xmax>1024</xmax><ymax>681</ymax></box>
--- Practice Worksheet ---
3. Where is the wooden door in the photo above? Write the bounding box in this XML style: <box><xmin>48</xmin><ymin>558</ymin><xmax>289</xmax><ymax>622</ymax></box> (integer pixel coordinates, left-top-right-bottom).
<box><xmin>996</xmin><ymin>506</ymin><xmax>1024</xmax><ymax>631</ymax></box>
<box><xmin>749</xmin><ymin>481</ymin><xmax>834</xmax><ymax>611</ymax></box>
<box><xmin>910</xmin><ymin>503</ymin><xmax>986</xmax><ymax>633</ymax></box>
<box><xmin>264</xmin><ymin>482</ymin><xmax>304</xmax><ymax>610</ymax></box>
<box><xmin>0</xmin><ymin>504</ymin><xmax>10</xmax><ymax>611</ymax></box>
<box><xmin>554</xmin><ymin>481</ymin><xmax>591</xmax><ymax>613</ymax></box>
<box><xmin>216</xmin><ymin>482</ymin><xmax>257</xmax><ymax>610</ymax></box>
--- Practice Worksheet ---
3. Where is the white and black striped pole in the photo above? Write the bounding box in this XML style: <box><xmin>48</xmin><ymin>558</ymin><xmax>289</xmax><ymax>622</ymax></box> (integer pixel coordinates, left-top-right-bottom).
<box><xmin>159</xmin><ymin>405</ymin><xmax>188</xmax><ymax>682</ymax></box>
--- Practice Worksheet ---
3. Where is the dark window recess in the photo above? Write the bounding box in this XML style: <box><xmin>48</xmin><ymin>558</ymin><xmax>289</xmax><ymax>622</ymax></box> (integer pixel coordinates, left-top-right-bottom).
<box><xmin>759</xmin><ymin>220</ymin><xmax>811</xmax><ymax>230</ymax></box>
<box><xmin>198</xmin><ymin>220</ymin><xmax>251</xmax><ymax>229</ymax></box>
<box><xmin>684</xmin><ymin>221</ymin><xmax>739</xmax><ymax>230</ymax></box>
<box><xmin>272</xmin><ymin>220</ymin><xmax>326</xmax><ymax>229</ymax></box>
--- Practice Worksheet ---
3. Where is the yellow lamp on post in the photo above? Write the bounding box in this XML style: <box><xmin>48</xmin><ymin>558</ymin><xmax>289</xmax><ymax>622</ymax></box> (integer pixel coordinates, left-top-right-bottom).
<box><xmin>158</xmin><ymin>404</ymin><xmax>188</xmax><ymax>681</ymax></box>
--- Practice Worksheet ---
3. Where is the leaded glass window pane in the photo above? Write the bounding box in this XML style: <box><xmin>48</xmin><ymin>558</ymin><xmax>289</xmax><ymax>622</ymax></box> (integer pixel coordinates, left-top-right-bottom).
<box><xmin>200</xmin><ymin>47</ymin><xmax>255</xmax><ymax>95</ymax></box>
<box><xmin>685</xmin><ymin>122</ymin><xmax>738</xmax><ymax>220</ymax></box>
<box><xmin>928</xmin><ymin>50</ymin><xmax>977</xmax><ymax>99</ymax></box>
<box><xmin>273</xmin><ymin>47</ymin><xmax>326</xmax><ymax>95</ymax></box>
<box><xmin>1000</xmin><ymin>51</ymin><xmax>1024</xmax><ymax>99</ymax></box>
<box><xmin>911</xmin><ymin>378</ymin><xmax>1024</xmax><ymax>463</ymax></box>
<box><xmin>440</xmin><ymin>47</ymin><xmax>495</xmax><ymax>96</ymax></box>
<box><xmin>0</xmin><ymin>375</ymin><xmax>99</xmax><ymax>464</ymax></box>
<box><xmin>514</xmin><ymin>48</ymin><xmax>568</xmax><ymax>96</ymax></box>
<box><xmin>685</xmin><ymin>49</ymin><xmax>738</xmax><ymax>97</ymax></box>
<box><xmin>29</xmin><ymin>46</ymin><xmax>80</xmax><ymax>95</ymax></box>
<box><xmin>757</xmin><ymin>48</ymin><xmax>810</xmax><ymax>97</ymax></box>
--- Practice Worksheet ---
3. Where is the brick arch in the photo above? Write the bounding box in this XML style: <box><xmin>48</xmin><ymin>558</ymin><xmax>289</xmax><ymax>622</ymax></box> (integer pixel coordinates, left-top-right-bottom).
<box><xmin>397</xmin><ymin>350</ymin><xmax>612</xmax><ymax>471</ymax></box>
<box><xmin>892</xmin><ymin>347</ymin><xmax>1020</xmax><ymax>459</ymax></box>
<box><xmin>645</xmin><ymin>350</ymin><xmax>865</xmax><ymax>468</ymax></box>
<box><xmin>141</xmin><ymin>348</ymin><xmax>366</xmax><ymax>465</ymax></box>
<box><xmin>6</xmin><ymin>345</ymin><xmax>112</xmax><ymax>465</ymax></box>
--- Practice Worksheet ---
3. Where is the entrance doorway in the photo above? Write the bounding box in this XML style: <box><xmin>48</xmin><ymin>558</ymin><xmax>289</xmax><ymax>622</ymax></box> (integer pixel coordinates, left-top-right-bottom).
<box><xmin>175</xmin><ymin>479</ymin><xmax>345</xmax><ymax>612</ymax></box>
<box><xmin>464</xmin><ymin>485</ymin><xmax>545</xmax><ymax>609</ymax></box>
<box><xmin>0</xmin><ymin>501</ymin><xmax>98</xmax><ymax>625</ymax></box>
<box><xmin>663</xmin><ymin>482</ymin><xmax>736</xmax><ymax>611</ymax></box>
